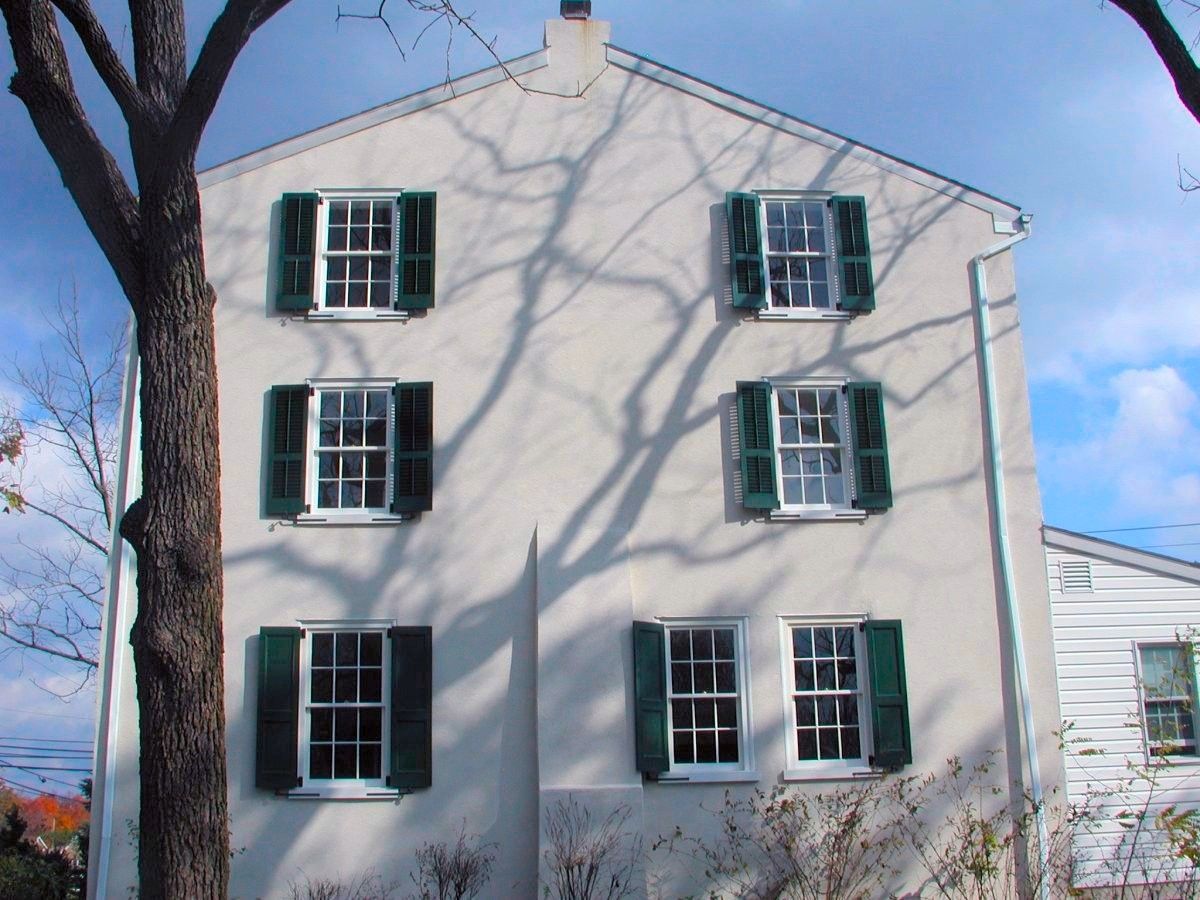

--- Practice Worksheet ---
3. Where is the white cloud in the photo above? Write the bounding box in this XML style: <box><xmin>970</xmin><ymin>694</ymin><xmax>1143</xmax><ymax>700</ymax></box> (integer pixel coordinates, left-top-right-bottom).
<box><xmin>1044</xmin><ymin>366</ymin><xmax>1200</xmax><ymax>521</ymax></box>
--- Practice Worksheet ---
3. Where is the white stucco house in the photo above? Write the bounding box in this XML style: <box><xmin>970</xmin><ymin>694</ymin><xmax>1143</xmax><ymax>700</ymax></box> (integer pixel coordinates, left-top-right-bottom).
<box><xmin>88</xmin><ymin>7</ymin><xmax>1063</xmax><ymax>897</ymax></box>
<box><xmin>1046</xmin><ymin>525</ymin><xmax>1200</xmax><ymax>887</ymax></box>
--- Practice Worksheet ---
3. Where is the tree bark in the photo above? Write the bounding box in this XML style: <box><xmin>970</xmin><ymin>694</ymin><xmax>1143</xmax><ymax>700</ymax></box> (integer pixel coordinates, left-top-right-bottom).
<box><xmin>119</xmin><ymin>168</ymin><xmax>228</xmax><ymax>899</ymax></box>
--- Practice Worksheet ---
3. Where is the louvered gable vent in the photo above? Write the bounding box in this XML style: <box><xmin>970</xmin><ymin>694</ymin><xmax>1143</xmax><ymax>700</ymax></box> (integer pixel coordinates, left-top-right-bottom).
<box><xmin>1060</xmin><ymin>560</ymin><xmax>1093</xmax><ymax>593</ymax></box>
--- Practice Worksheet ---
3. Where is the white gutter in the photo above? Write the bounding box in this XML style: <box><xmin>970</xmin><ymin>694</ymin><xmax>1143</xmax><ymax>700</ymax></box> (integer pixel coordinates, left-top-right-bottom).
<box><xmin>971</xmin><ymin>214</ymin><xmax>1048</xmax><ymax>896</ymax></box>
<box><xmin>87</xmin><ymin>328</ymin><xmax>139</xmax><ymax>900</ymax></box>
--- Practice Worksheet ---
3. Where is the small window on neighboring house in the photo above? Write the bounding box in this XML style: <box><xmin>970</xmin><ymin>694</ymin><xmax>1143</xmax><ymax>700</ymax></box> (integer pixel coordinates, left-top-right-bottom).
<box><xmin>725</xmin><ymin>192</ymin><xmax>874</xmax><ymax>318</ymax></box>
<box><xmin>1138</xmin><ymin>643</ymin><xmax>1198</xmax><ymax>757</ymax></box>
<box><xmin>276</xmin><ymin>191</ymin><xmax>436</xmax><ymax>316</ymax></box>
<box><xmin>781</xmin><ymin>618</ymin><xmax>912</xmax><ymax>777</ymax></box>
<box><xmin>631</xmin><ymin>620</ymin><xmax>754</xmax><ymax>780</ymax></box>
<box><xmin>736</xmin><ymin>379</ymin><xmax>892</xmax><ymax>518</ymax></box>
<box><xmin>1060</xmin><ymin>560</ymin><xmax>1093</xmax><ymax>593</ymax></box>
<box><xmin>265</xmin><ymin>380</ymin><xmax>432</xmax><ymax>521</ymax></box>
<box><xmin>256</xmin><ymin>624</ymin><xmax>432</xmax><ymax>797</ymax></box>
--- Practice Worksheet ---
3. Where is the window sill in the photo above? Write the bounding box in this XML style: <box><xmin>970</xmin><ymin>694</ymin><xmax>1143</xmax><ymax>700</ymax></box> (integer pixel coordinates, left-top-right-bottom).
<box><xmin>783</xmin><ymin>766</ymin><xmax>880</xmax><ymax>782</ymax></box>
<box><xmin>654</xmin><ymin>770</ymin><xmax>760</xmax><ymax>784</ymax></box>
<box><xmin>284</xmin><ymin>786</ymin><xmax>404</xmax><ymax>800</ymax></box>
<box><xmin>755</xmin><ymin>309</ymin><xmax>851</xmax><ymax>322</ymax></box>
<box><xmin>294</xmin><ymin>513</ymin><xmax>414</xmax><ymax>526</ymax></box>
<box><xmin>294</xmin><ymin>310</ymin><xmax>411</xmax><ymax>322</ymax></box>
<box><xmin>768</xmin><ymin>509</ymin><xmax>867</xmax><ymax>522</ymax></box>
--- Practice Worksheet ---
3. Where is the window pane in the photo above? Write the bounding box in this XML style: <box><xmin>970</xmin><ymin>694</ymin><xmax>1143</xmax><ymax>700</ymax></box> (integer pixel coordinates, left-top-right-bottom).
<box><xmin>360</xmin><ymin>708</ymin><xmax>382</xmax><ymax>742</ymax></box>
<box><xmin>334</xmin><ymin>744</ymin><xmax>357</xmax><ymax>778</ymax></box>
<box><xmin>360</xmin><ymin>668</ymin><xmax>382</xmax><ymax>702</ymax></box>
<box><xmin>361</xmin><ymin>633</ymin><xmax>382</xmax><ymax>665</ymax></box>
<box><xmin>765</xmin><ymin>202</ymin><xmax>786</xmax><ymax>228</ymax></box>
<box><xmin>693</xmin><ymin>629</ymin><xmax>714</xmax><ymax>660</ymax></box>
<box><xmin>670</xmin><ymin>630</ymin><xmax>691</xmax><ymax>661</ymax></box>
<box><xmin>795</xmin><ymin>660</ymin><xmax>815</xmax><ymax>691</ymax></box>
<box><xmin>792</xmin><ymin>627</ymin><xmax>812</xmax><ymax>659</ymax></box>
<box><xmin>837</xmin><ymin>658</ymin><xmax>858</xmax><ymax>691</ymax></box>
<box><xmin>694</xmin><ymin>663</ymin><xmax>715</xmax><ymax>694</ymax></box>
<box><xmin>311</xmin><ymin>709</ymin><xmax>333</xmax><ymax>742</ymax></box>
<box><xmin>695</xmin><ymin>699</ymin><xmax>715</xmax><ymax>728</ymax></box>
<box><xmin>359</xmin><ymin>744</ymin><xmax>381</xmax><ymax>779</ymax></box>
<box><xmin>715</xmin><ymin>662</ymin><xmax>735</xmax><ymax>693</ymax></box>
<box><xmin>797</xmin><ymin>728</ymin><xmax>817</xmax><ymax>760</ymax></box>
<box><xmin>841</xmin><ymin>727</ymin><xmax>860</xmax><ymax>760</ymax></box>
<box><xmin>816</xmin><ymin>696</ymin><xmax>838</xmax><ymax>726</ymax></box>
<box><xmin>814</xmin><ymin>628</ymin><xmax>834</xmax><ymax>658</ymax></box>
<box><xmin>671</xmin><ymin>663</ymin><xmax>692</xmax><ymax>694</ymax></box>
<box><xmin>795</xmin><ymin>697</ymin><xmax>816</xmax><ymax>727</ymax></box>
<box><xmin>714</xmin><ymin>629</ymin><xmax>735</xmax><ymax>660</ymax></box>
<box><xmin>717</xmin><ymin>729</ymin><xmax>739</xmax><ymax>764</ymax></box>
<box><xmin>364</xmin><ymin>481</ymin><xmax>385</xmax><ymax>509</ymax></box>
<box><xmin>335</xmin><ymin>669</ymin><xmax>357</xmax><ymax>702</ymax></box>
<box><xmin>335</xmin><ymin>708</ymin><xmax>358</xmax><ymax>741</ymax></box>
<box><xmin>311</xmin><ymin>669</ymin><xmax>332</xmax><ymax>704</ymax></box>
<box><xmin>673</xmin><ymin>731</ymin><xmax>694</xmax><ymax>764</ymax></box>
<box><xmin>312</xmin><ymin>633</ymin><xmax>334</xmax><ymax>667</ymax></box>
<box><xmin>818</xmin><ymin>728</ymin><xmax>839</xmax><ymax>760</ymax></box>
<box><xmin>671</xmin><ymin>699</ymin><xmax>693</xmax><ymax>728</ymax></box>
<box><xmin>816</xmin><ymin>660</ymin><xmax>836</xmax><ymax>690</ymax></box>
<box><xmin>695</xmin><ymin>731</ymin><xmax>717</xmax><ymax>763</ymax></box>
<box><xmin>336</xmin><ymin>633</ymin><xmax>358</xmax><ymax>665</ymax></box>
<box><xmin>838</xmin><ymin>695</ymin><xmax>860</xmax><ymax>726</ymax></box>
<box><xmin>310</xmin><ymin>744</ymin><xmax>332</xmax><ymax>780</ymax></box>
<box><xmin>716</xmin><ymin>698</ymin><xmax>737</xmax><ymax>728</ymax></box>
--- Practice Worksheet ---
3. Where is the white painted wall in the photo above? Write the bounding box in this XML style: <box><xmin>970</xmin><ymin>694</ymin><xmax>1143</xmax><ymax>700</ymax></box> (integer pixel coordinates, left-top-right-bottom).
<box><xmin>1046</xmin><ymin>528</ymin><xmax>1200</xmax><ymax>886</ymax></box>
<box><xmin>94</xmin><ymin>17</ymin><xmax>1061</xmax><ymax>898</ymax></box>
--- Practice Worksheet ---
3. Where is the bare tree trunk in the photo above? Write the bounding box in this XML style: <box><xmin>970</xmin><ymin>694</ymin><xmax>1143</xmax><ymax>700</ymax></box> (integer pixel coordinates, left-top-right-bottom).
<box><xmin>1107</xmin><ymin>0</ymin><xmax>1200</xmax><ymax>126</ymax></box>
<box><xmin>120</xmin><ymin>170</ymin><xmax>228</xmax><ymax>899</ymax></box>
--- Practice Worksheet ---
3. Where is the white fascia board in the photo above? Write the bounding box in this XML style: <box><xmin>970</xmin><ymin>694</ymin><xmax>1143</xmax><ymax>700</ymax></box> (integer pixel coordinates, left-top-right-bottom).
<box><xmin>1044</xmin><ymin>525</ymin><xmax>1200</xmax><ymax>584</ymax></box>
<box><xmin>197</xmin><ymin>49</ymin><xmax>550</xmax><ymax>189</ymax></box>
<box><xmin>606</xmin><ymin>45</ymin><xmax>1023</xmax><ymax>227</ymax></box>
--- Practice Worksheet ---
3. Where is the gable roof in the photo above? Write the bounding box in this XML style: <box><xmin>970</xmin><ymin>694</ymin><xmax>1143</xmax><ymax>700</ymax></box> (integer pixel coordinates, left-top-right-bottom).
<box><xmin>1044</xmin><ymin>524</ymin><xmax>1200</xmax><ymax>584</ymax></box>
<box><xmin>198</xmin><ymin>29</ymin><xmax>1023</xmax><ymax>228</ymax></box>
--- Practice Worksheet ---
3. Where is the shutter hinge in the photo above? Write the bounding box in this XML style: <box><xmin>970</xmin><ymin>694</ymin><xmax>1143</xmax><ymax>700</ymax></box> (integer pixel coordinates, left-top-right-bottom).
<box><xmin>841</xmin><ymin>384</ymin><xmax>848</xmax><ymax>394</ymax></box>
<box><xmin>868</xmin><ymin>755</ymin><xmax>875</xmax><ymax>768</ymax></box>
<box><xmin>858</xmin><ymin>621</ymin><xmax>866</xmax><ymax>633</ymax></box>
<box><xmin>296</xmin><ymin>776</ymin><xmax>303</xmax><ymax>787</ymax></box>
<box><xmin>385</xmin><ymin>775</ymin><xmax>392</xmax><ymax>787</ymax></box>
<box><xmin>299</xmin><ymin>628</ymin><xmax>306</xmax><ymax>638</ymax></box>
<box><xmin>308</xmin><ymin>386</ymin><xmax>315</xmax><ymax>396</ymax></box>
<box><xmin>305</xmin><ymin>504</ymin><xmax>311</xmax><ymax>514</ymax></box>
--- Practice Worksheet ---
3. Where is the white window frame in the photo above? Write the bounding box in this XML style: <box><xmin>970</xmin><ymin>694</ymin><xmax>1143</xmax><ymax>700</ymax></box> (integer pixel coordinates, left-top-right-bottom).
<box><xmin>779</xmin><ymin>615</ymin><xmax>876</xmax><ymax>781</ymax></box>
<box><xmin>765</xmin><ymin>377</ymin><xmax>866</xmax><ymax>521</ymax></box>
<box><xmin>1134</xmin><ymin>640</ymin><xmax>1200</xmax><ymax>762</ymax></box>
<box><xmin>308</xmin><ymin>189</ymin><xmax>409</xmax><ymax>321</ymax></box>
<box><xmin>658</xmin><ymin>616</ymin><xmax>757</xmax><ymax>783</ymax></box>
<box><xmin>290</xmin><ymin>618</ymin><xmax>400</xmax><ymax>800</ymax></box>
<box><xmin>754</xmin><ymin>191</ymin><xmax>850</xmax><ymax>322</ymax></box>
<box><xmin>296</xmin><ymin>377</ymin><xmax>410</xmax><ymax>526</ymax></box>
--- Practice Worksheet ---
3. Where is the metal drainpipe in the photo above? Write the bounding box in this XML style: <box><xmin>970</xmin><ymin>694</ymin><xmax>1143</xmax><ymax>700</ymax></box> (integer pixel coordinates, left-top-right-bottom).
<box><xmin>971</xmin><ymin>213</ymin><xmax>1048</xmax><ymax>897</ymax></box>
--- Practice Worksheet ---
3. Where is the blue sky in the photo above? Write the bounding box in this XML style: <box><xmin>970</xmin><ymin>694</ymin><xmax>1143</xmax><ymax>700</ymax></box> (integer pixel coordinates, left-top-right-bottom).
<box><xmin>0</xmin><ymin>0</ymin><xmax>1198</xmax><ymax>755</ymax></box>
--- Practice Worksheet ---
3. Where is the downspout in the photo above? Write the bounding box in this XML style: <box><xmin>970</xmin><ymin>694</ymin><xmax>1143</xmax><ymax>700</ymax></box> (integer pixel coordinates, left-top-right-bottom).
<box><xmin>972</xmin><ymin>213</ymin><xmax>1049</xmax><ymax>897</ymax></box>
<box><xmin>87</xmin><ymin>327</ymin><xmax>139</xmax><ymax>900</ymax></box>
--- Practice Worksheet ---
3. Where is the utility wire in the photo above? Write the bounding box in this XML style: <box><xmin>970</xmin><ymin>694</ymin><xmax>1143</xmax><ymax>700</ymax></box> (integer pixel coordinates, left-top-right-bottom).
<box><xmin>0</xmin><ymin>706</ymin><xmax>91</xmax><ymax>721</ymax></box>
<box><xmin>0</xmin><ymin>764</ymin><xmax>91</xmax><ymax>773</ymax></box>
<box><xmin>1083</xmin><ymin>522</ymin><xmax>1200</xmax><ymax>535</ymax></box>
<box><xmin>0</xmin><ymin>776</ymin><xmax>85</xmax><ymax>803</ymax></box>
<box><xmin>1132</xmin><ymin>541</ymin><xmax>1200</xmax><ymax>550</ymax></box>
<box><xmin>0</xmin><ymin>736</ymin><xmax>92</xmax><ymax>744</ymax></box>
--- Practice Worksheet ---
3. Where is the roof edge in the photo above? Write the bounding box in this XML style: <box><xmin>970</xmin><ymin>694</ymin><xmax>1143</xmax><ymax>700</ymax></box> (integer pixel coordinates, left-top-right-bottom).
<box><xmin>1044</xmin><ymin>524</ymin><xmax>1200</xmax><ymax>583</ymax></box>
<box><xmin>197</xmin><ymin>48</ymin><xmax>550</xmax><ymax>189</ymax></box>
<box><xmin>606</xmin><ymin>45</ymin><xmax>1023</xmax><ymax>224</ymax></box>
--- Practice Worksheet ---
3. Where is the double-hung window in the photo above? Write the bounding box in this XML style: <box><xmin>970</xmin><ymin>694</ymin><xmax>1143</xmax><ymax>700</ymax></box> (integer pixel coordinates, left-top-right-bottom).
<box><xmin>266</xmin><ymin>379</ymin><xmax>433</xmax><ymax>521</ymax></box>
<box><xmin>1138</xmin><ymin>643</ymin><xmax>1199</xmax><ymax>757</ymax></box>
<box><xmin>736</xmin><ymin>379</ymin><xmax>892</xmax><ymax>517</ymax></box>
<box><xmin>632</xmin><ymin>619</ymin><xmax>755</xmax><ymax>781</ymax></box>
<box><xmin>257</xmin><ymin>623</ymin><xmax>432</xmax><ymax>798</ymax></box>
<box><xmin>726</xmin><ymin>192</ymin><xmax>874</xmax><ymax>317</ymax></box>
<box><xmin>780</xmin><ymin>617</ymin><xmax>912</xmax><ymax>779</ymax></box>
<box><xmin>276</xmin><ymin>190</ymin><xmax>437</xmax><ymax>316</ymax></box>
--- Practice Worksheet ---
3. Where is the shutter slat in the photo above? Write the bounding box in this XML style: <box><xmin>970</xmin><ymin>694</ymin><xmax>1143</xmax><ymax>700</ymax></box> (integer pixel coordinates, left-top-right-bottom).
<box><xmin>847</xmin><ymin>382</ymin><xmax>892</xmax><ymax>510</ymax></box>
<box><xmin>267</xmin><ymin>386</ymin><xmax>308</xmax><ymax>516</ymax></box>
<box><xmin>392</xmin><ymin>382</ymin><xmax>433</xmax><ymax>513</ymax></box>
<box><xmin>865</xmin><ymin>620</ymin><xmax>912</xmax><ymax>769</ymax></box>
<box><xmin>633</xmin><ymin>621</ymin><xmax>669</xmax><ymax>776</ymax></box>
<box><xmin>737</xmin><ymin>381</ymin><xmax>780</xmax><ymax>510</ymax></box>
<box><xmin>395</xmin><ymin>192</ymin><xmax>436</xmax><ymax>309</ymax></box>
<box><xmin>277</xmin><ymin>193</ymin><xmax>318</xmax><ymax>310</ymax></box>
<box><xmin>257</xmin><ymin>627</ymin><xmax>302</xmax><ymax>790</ymax></box>
<box><xmin>830</xmin><ymin>196</ymin><xmax>875</xmax><ymax>312</ymax></box>
<box><xmin>726</xmin><ymin>192</ymin><xmax>767</xmax><ymax>309</ymax></box>
<box><xmin>388</xmin><ymin>626</ymin><xmax>432</xmax><ymax>788</ymax></box>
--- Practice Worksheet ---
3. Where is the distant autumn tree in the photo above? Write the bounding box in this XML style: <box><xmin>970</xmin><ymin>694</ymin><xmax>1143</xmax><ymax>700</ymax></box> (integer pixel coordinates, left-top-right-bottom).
<box><xmin>0</xmin><ymin>2</ymin><xmax>498</xmax><ymax>896</ymax></box>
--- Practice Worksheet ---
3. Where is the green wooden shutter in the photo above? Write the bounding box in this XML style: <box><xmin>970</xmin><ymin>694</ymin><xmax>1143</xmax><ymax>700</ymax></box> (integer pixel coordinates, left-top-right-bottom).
<box><xmin>737</xmin><ymin>381</ymin><xmax>780</xmax><ymax>510</ymax></box>
<box><xmin>267</xmin><ymin>385</ymin><xmax>309</xmax><ymax>516</ymax></box>
<box><xmin>633</xmin><ymin>621</ymin><xmax>669</xmax><ymax>776</ymax></box>
<box><xmin>257</xmin><ymin>627</ymin><xmax>302</xmax><ymax>790</ymax></box>
<box><xmin>830</xmin><ymin>196</ymin><xmax>875</xmax><ymax>312</ymax></box>
<box><xmin>865</xmin><ymin>620</ymin><xmax>911</xmax><ymax>769</ymax></box>
<box><xmin>388</xmin><ymin>626</ymin><xmax>432</xmax><ymax>789</ymax></box>
<box><xmin>847</xmin><ymin>382</ymin><xmax>892</xmax><ymax>510</ymax></box>
<box><xmin>277</xmin><ymin>193</ymin><xmax>318</xmax><ymax>310</ymax></box>
<box><xmin>392</xmin><ymin>382</ymin><xmax>432</xmax><ymax>513</ymax></box>
<box><xmin>725</xmin><ymin>192</ymin><xmax>766</xmax><ymax>309</ymax></box>
<box><xmin>395</xmin><ymin>192</ymin><xmax>436</xmax><ymax>309</ymax></box>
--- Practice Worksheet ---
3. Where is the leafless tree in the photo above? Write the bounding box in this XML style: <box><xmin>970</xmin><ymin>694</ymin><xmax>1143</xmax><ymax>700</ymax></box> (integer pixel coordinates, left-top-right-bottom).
<box><xmin>1105</xmin><ymin>2</ymin><xmax>1200</xmax><ymax>127</ymax></box>
<box><xmin>0</xmin><ymin>296</ymin><xmax>124</xmax><ymax>680</ymax></box>
<box><xmin>0</xmin><ymin>1</ymin><xmax>497</xmax><ymax>895</ymax></box>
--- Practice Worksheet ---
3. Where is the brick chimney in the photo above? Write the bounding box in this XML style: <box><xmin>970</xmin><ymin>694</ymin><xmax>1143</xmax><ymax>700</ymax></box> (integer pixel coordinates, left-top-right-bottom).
<box><xmin>561</xmin><ymin>1</ymin><xmax>591</xmax><ymax>19</ymax></box>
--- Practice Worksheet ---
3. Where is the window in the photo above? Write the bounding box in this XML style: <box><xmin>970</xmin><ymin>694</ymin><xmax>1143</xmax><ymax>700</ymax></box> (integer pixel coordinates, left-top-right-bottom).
<box><xmin>1138</xmin><ymin>643</ymin><xmax>1198</xmax><ymax>757</ymax></box>
<box><xmin>266</xmin><ymin>380</ymin><xmax>432</xmax><ymax>520</ymax></box>
<box><xmin>256</xmin><ymin>624</ymin><xmax>432</xmax><ymax>797</ymax></box>
<box><xmin>736</xmin><ymin>379</ymin><xmax>892</xmax><ymax>517</ymax></box>
<box><xmin>780</xmin><ymin>618</ymin><xmax>912</xmax><ymax>778</ymax></box>
<box><xmin>631</xmin><ymin>620</ymin><xmax>755</xmax><ymax>781</ymax></box>
<box><xmin>725</xmin><ymin>192</ymin><xmax>874</xmax><ymax>316</ymax></box>
<box><xmin>276</xmin><ymin>191</ymin><xmax>436</xmax><ymax>315</ymax></box>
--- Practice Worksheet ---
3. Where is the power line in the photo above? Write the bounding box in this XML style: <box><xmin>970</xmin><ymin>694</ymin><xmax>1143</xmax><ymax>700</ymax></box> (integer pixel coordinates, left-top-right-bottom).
<box><xmin>0</xmin><ymin>736</ymin><xmax>92</xmax><ymax>744</ymax></box>
<box><xmin>1133</xmin><ymin>541</ymin><xmax>1200</xmax><ymax>550</ymax></box>
<box><xmin>0</xmin><ymin>764</ymin><xmax>91</xmax><ymax>773</ymax></box>
<box><xmin>0</xmin><ymin>776</ymin><xmax>85</xmax><ymax>803</ymax></box>
<box><xmin>1083</xmin><ymin>522</ymin><xmax>1200</xmax><ymax>535</ymax></box>
<box><xmin>0</xmin><ymin>706</ymin><xmax>91</xmax><ymax>721</ymax></box>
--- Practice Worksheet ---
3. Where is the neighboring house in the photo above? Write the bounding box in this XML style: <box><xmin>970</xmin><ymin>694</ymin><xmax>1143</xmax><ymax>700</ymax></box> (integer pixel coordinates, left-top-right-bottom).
<box><xmin>1046</xmin><ymin>525</ymin><xmax>1200</xmax><ymax>887</ymax></box>
<box><xmin>89</xmin><ymin>8</ymin><xmax>1062</xmax><ymax>897</ymax></box>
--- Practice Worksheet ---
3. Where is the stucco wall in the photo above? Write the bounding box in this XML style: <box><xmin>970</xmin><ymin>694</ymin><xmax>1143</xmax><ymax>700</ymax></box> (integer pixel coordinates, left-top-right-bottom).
<box><xmin>97</xmin><ymin>19</ymin><xmax>1060</xmax><ymax>898</ymax></box>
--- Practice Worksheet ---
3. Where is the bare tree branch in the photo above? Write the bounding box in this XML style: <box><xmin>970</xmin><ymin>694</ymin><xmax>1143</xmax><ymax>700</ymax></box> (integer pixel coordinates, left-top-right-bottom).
<box><xmin>1107</xmin><ymin>0</ymin><xmax>1200</xmax><ymax>126</ymax></box>
<box><xmin>47</xmin><ymin>0</ymin><xmax>147</xmax><ymax>129</ymax></box>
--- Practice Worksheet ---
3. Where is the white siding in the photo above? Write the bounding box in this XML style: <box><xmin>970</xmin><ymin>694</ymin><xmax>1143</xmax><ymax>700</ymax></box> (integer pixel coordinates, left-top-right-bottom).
<box><xmin>1047</xmin><ymin>539</ymin><xmax>1200</xmax><ymax>885</ymax></box>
